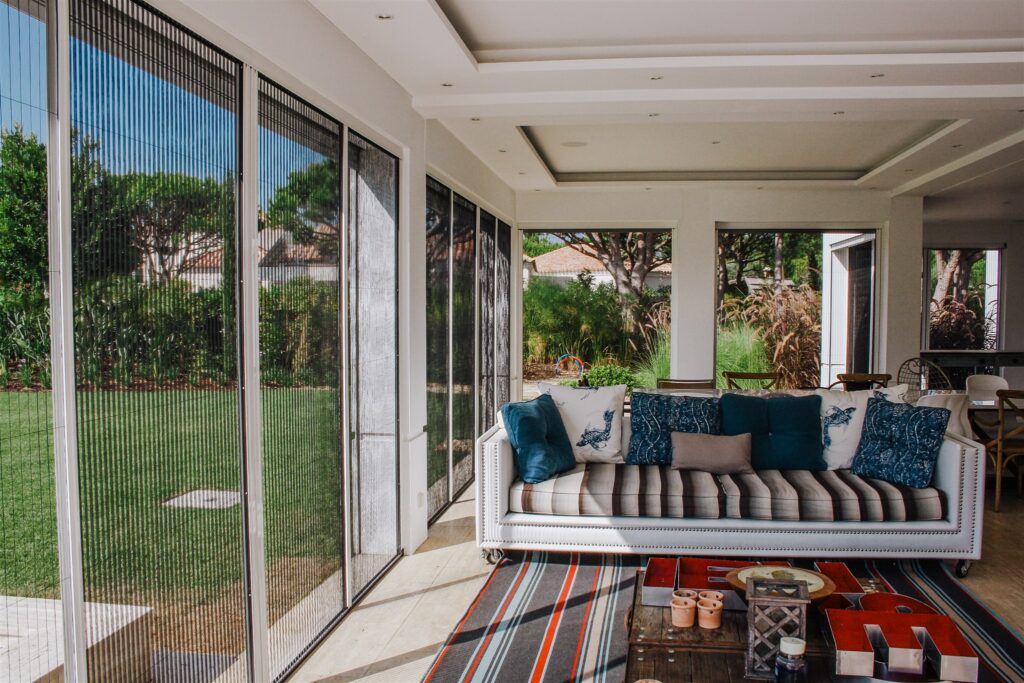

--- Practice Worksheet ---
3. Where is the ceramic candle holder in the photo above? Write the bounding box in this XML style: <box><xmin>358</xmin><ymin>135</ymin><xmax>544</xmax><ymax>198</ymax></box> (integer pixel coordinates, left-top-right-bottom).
<box><xmin>673</xmin><ymin>589</ymin><xmax>698</xmax><ymax>601</ymax></box>
<box><xmin>670</xmin><ymin>596</ymin><xmax>696</xmax><ymax>628</ymax></box>
<box><xmin>698</xmin><ymin>590</ymin><xmax>724</xmax><ymax>603</ymax></box>
<box><xmin>697</xmin><ymin>598</ymin><xmax>723</xmax><ymax>629</ymax></box>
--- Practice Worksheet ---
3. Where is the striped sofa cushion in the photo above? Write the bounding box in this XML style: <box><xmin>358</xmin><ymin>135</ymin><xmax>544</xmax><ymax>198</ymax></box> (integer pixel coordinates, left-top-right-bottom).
<box><xmin>508</xmin><ymin>464</ymin><xmax>945</xmax><ymax>522</ymax></box>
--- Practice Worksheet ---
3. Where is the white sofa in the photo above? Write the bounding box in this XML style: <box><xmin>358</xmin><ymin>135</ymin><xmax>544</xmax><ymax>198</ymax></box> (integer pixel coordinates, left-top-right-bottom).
<box><xmin>476</xmin><ymin>416</ymin><xmax>985</xmax><ymax>572</ymax></box>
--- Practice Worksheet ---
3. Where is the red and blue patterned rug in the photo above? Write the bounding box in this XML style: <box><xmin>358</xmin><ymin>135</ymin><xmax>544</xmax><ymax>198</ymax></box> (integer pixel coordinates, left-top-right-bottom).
<box><xmin>423</xmin><ymin>552</ymin><xmax>1023</xmax><ymax>683</ymax></box>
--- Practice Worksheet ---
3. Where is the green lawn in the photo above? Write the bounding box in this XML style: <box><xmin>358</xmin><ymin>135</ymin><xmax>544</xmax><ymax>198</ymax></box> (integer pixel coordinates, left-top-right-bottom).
<box><xmin>0</xmin><ymin>388</ymin><xmax>342</xmax><ymax>601</ymax></box>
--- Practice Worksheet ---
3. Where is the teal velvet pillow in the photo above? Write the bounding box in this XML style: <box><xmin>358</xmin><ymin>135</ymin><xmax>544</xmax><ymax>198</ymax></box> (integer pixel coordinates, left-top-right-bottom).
<box><xmin>719</xmin><ymin>393</ymin><xmax>825</xmax><ymax>470</ymax></box>
<box><xmin>500</xmin><ymin>394</ymin><xmax>576</xmax><ymax>484</ymax></box>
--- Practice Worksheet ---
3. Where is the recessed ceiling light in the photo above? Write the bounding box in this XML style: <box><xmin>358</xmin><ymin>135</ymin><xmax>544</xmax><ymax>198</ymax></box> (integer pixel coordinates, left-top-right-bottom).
<box><xmin>1018</xmin><ymin>109</ymin><xmax>1024</xmax><ymax>113</ymax></box>
<box><xmin>518</xmin><ymin>172</ymin><xmax>526</xmax><ymax>175</ymax></box>
<box><xmin>377</xmin><ymin>14</ymin><xmax>394</xmax><ymax>20</ymax></box>
<box><xmin>561</xmin><ymin>141</ymin><xmax>588</xmax><ymax>148</ymax></box>
<box><xmin>498</xmin><ymin>149</ymin><xmax>507</xmax><ymax>153</ymax></box>
<box><xmin>711</xmin><ymin>140</ymin><xmax>721</xmax><ymax>145</ymax></box>
<box><xmin>441</xmin><ymin>82</ymin><xmax>454</xmax><ymax>87</ymax></box>
<box><xmin>870</xmin><ymin>73</ymin><xmax>885</xmax><ymax>78</ymax></box>
<box><xmin>951</xmin><ymin>144</ymin><xmax>963</xmax><ymax>148</ymax></box>
<box><xmin>756</xmin><ymin>186</ymin><xmax>765</xmax><ymax>190</ymax></box>
<box><xmin>648</xmin><ymin>113</ymin><xmax>660</xmax><ymax>117</ymax></box>
<box><xmin>904</xmin><ymin>168</ymin><xmax>914</xmax><ymax>173</ymax></box>
<box><xmin>533</xmin><ymin>189</ymin><xmax>541</xmax><ymax>192</ymax></box>
<box><xmin>650</xmin><ymin>76</ymin><xmax>663</xmax><ymax>81</ymax></box>
<box><xmin>470</xmin><ymin>117</ymin><xmax>480</xmax><ymax>121</ymax></box>
<box><xmin>645</xmin><ymin>187</ymin><xmax>652</xmax><ymax>190</ymax></box>
<box><xmin>832</xmin><ymin>111</ymin><xmax>845</xmax><ymax>115</ymax></box>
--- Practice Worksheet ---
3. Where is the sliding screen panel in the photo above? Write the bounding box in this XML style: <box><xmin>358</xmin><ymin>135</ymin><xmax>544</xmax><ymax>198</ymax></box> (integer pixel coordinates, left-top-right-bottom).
<box><xmin>70</xmin><ymin>0</ymin><xmax>248</xmax><ymax>678</ymax></box>
<box><xmin>450</xmin><ymin>193</ymin><xmax>476</xmax><ymax>493</ymax></box>
<box><xmin>425</xmin><ymin>177</ymin><xmax>451</xmax><ymax>519</ymax></box>
<box><xmin>258</xmin><ymin>77</ymin><xmax>344</xmax><ymax>677</ymax></box>
<box><xmin>495</xmin><ymin>220</ymin><xmax>512</xmax><ymax>410</ymax></box>
<box><xmin>347</xmin><ymin>132</ymin><xmax>399</xmax><ymax>596</ymax></box>
<box><xmin>477</xmin><ymin>211</ymin><xmax>496</xmax><ymax>436</ymax></box>
<box><xmin>1</xmin><ymin>1</ymin><xmax>65</xmax><ymax>680</ymax></box>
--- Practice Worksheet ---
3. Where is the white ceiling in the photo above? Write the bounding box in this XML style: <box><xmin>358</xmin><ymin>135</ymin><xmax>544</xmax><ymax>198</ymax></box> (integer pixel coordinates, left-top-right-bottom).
<box><xmin>527</xmin><ymin>120</ymin><xmax>945</xmax><ymax>177</ymax></box>
<box><xmin>311</xmin><ymin>0</ymin><xmax>1024</xmax><ymax>209</ymax></box>
<box><xmin>925</xmin><ymin>160</ymin><xmax>1024</xmax><ymax>222</ymax></box>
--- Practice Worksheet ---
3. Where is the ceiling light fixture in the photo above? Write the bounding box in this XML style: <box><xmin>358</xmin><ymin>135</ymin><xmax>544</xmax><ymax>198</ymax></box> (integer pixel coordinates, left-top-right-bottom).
<box><xmin>870</xmin><ymin>73</ymin><xmax>885</xmax><ymax>78</ymax></box>
<box><xmin>650</xmin><ymin>76</ymin><xmax>663</xmax><ymax>81</ymax></box>
<box><xmin>376</xmin><ymin>14</ymin><xmax>394</xmax><ymax>20</ymax></box>
<box><xmin>756</xmin><ymin>186</ymin><xmax>765</xmax><ymax>190</ymax></box>
<box><xmin>951</xmin><ymin>144</ymin><xmax>963</xmax><ymax>148</ymax></box>
<box><xmin>832</xmin><ymin>111</ymin><xmax>845</xmax><ymax>115</ymax></box>
<box><xmin>441</xmin><ymin>82</ymin><xmax>454</xmax><ymax>87</ymax></box>
<box><xmin>648</xmin><ymin>113</ymin><xmax>660</xmax><ymax>117</ymax></box>
<box><xmin>904</xmin><ymin>168</ymin><xmax>914</xmax><ymax>173</ymax></box>
<box><xmin>711</xmin><ymin>140</ymin><xmax>721</xmax><ymax>145</ymax></box>
<box><xmin>561</xmin><ymin>141</ymin><xmax>588</xmax><ymax>148</ymax></box>
<box><xmin>518</xmin><ymin>172</ymin><xmax>526</xmax><ymax>175</ymax></box>
<box><xmin>498</xmin><ymin>149</ymin><xmax>507</xmax><ymax>153</ymax></box>
<box><xmin>470</xmin><ymin>117</ymin><xmax>480</xmax><ymax>121</ymax></box>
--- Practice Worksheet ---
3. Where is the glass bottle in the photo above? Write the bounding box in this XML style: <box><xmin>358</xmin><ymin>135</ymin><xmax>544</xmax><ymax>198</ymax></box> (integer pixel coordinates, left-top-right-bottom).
<box><xmin>773</xmin><ymin>636</ymin><xmax>808</xmax><ymax>683</ymax></box>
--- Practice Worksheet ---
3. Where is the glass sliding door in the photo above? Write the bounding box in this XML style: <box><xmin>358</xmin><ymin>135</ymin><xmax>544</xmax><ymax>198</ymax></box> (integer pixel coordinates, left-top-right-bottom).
<box><xmin>477</xmin><ymin>211</ymin><xmax>496</xmax><ymax>435</ymax></box>
<box><xmin>347</xmin><ymin>132</ymin><xmax>399</xmax><ymax>596</ymax></box>
<box><xmin>257</xmin><ymin>77</ymin><xmax>344</xmax><ymax>677</ymax></box>
<box><xmin>495</xmin><ymin>221</ymin><xmax>512</xmax><ymax>410</ymax></box>
<box><xmin>450</xmin><ymin>193</ymin><xmax>477</xmax><ymax>494</ymax></box>
<box><xmin>70</xmin><ymin>0</ymin><xmax>248</xmax><ymax>678</ymax></box>
<box><xmin>425</xmin><ymin>177</ymin><xmax>451</xmax><ymax>520</ymax></box>
<box><xmin>1</xmin><ymin>1</ymin><xmax>65</xmax><ymax>680</ymax></box>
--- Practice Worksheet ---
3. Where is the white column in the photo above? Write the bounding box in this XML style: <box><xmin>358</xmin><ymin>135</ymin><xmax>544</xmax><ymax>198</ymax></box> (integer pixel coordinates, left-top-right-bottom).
<box><xmin>878</xmin><ymin>196</ymin><xmax>924</xmax><ymax>377</ymax></box>
<box><xmin>672</xmin><ymin>189</ymin><xmax>715</xmax><ymax>380</ymax></box>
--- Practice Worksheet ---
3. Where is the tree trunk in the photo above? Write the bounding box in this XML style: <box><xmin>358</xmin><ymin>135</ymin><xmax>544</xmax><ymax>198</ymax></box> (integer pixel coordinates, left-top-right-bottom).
<box><xmin>931</xmin><ymin>249</ymin><xmax>960</xmax><ymax>311</ymax></box>
<box><xmin>773</xmin><ymin>232</ymin><xmax>784</xmax><ymax>292</ymax></box>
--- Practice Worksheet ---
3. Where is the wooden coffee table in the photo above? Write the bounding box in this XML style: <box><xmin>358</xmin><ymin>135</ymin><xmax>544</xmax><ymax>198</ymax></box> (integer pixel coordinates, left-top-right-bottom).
<box><xmin>624</xmin><ymin>570</ymin><xmax>838</xmax><ymax>682</ymax></box>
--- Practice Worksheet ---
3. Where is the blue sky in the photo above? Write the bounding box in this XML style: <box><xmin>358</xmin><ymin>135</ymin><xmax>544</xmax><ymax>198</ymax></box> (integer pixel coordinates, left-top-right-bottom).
<box><xmin>1</xmin><ymin>2</ymin><xmax>325</xmax><ymax>205</ymax></box>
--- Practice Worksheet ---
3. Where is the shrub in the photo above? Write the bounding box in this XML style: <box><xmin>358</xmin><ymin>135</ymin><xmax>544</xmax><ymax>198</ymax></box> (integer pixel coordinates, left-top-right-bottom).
<box><xmin>633</xmin><ymin>328</ymin><xmax>671</xmax><ymax>389</ymax></box>
<box><xmin>724</xmin><ymin>284</ymin><xmax>820</xmax><ymax>388</ymax></box>
<box><xmin>928</xmin><ymin>296</ymin><xmax>990</xmax><ymax>350</ymax></box>
<box><xmin>522</xmin><ymin>274</ymin><xmax>627</xmax><ymax>364</ymax></box>
<box><xmin>715</xmin><ymin>323</ymin><xmax>770</xmax><ymax>388</ymax></box>
<box><xmin>586</xmin><ymin>363</ymin><xmax>638</xmax><ymax>389</ymax></box>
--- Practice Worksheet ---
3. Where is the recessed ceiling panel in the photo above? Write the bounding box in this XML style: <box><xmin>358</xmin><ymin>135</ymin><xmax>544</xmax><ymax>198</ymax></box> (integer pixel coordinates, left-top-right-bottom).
<box><xmin>525</xmin><ymin>120</ymin><xmax>946</xmax><ymax>176</ymax></box>
<box><xmin>437</xmin><ymin>0</ymin><xmax>1024</xmax><ymax>57</ymax></box>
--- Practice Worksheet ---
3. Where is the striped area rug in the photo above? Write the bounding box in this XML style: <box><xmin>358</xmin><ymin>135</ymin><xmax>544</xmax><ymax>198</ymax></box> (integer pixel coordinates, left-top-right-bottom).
<box><xmin>423</xmin><ymin>553</ymin><xmax>1024</xmax><ymax>683</ymax></box>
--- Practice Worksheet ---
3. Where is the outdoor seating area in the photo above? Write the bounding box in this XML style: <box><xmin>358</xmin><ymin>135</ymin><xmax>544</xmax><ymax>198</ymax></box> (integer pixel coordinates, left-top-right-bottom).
<box><xmin>1</xmin><ymin>0</ymin><xmax>1022</xmax><ymax>682</ymax></box>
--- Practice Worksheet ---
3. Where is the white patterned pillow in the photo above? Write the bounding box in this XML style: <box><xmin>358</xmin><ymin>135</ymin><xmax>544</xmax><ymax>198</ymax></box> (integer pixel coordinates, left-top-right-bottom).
<box><xmin>815</xmin><ymin>384</ymin><xmax>908</xmax><ymax>469</ymax></box>
<box><xmin>538</xmin><ymin>383</ymin><xmax>627</xmax><ymax>463</ymax></box>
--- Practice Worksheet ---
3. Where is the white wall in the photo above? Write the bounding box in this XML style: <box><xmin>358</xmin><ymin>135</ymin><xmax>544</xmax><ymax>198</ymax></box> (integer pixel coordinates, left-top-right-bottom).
<box><xmin>925</xmin><ymin>220</ymin><xmax>1024</xmax><ymax>386</ymax></box>
<box><xmin>517</xmin><ymin>186</ymin><xmax>920</xmax><ymax>382</ymax></box>
<box><xmin>152</xmin><ymin>0</ymin><xmax>515</xmax><ymax>554</ymax></box>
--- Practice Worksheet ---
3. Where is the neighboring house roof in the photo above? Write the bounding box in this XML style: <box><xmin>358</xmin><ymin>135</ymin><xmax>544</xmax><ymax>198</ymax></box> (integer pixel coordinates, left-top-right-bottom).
<box><xmin>183</xmin><ymin>225</ymin><xmax>337</xmax><ymax>271</ymax></box>
<box><xmin>743</xmin><ymin>276</ymin><xmax>795</xmax><ymax>291</ymax></box>
<box><xmin>526</xmin><ymin>245</ymin><xmax>671</xmax><ymax>276</ymax></box>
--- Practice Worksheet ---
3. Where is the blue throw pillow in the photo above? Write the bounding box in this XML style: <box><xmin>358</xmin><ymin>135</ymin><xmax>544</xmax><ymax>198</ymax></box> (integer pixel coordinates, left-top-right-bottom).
<box><xmin>626</xmin><ymin>392</ymin><xmax>720</xmax><ymax>465</ymax></box>
<box><xmin>720</xmin><ymin>393</ymin><xmax>825</xmax><ymax>470</ymax></box>
<box><xmin>851</xmin><ymin>397</ymin><xmax>950</xmax><ymax>488</ymax></box>
<box><xmin>500</xmin><ymin>394</ymin><xmax>576</xmax><ymax>484</ymax></box>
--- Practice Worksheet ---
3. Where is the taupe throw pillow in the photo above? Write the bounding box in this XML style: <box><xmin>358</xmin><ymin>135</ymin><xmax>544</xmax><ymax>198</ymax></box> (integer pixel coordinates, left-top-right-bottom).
<box><xmin>670</xmin><ymin>432</ymin><xmax>754</xmax><ymax>474</ymax></box>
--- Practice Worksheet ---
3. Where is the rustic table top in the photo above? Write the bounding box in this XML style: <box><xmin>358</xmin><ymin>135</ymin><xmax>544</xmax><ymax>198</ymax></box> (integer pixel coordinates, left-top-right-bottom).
<box><xmin>624</xmin><ymin>570</ymin><xmax>836</xmax><ymax>682</ymax></box>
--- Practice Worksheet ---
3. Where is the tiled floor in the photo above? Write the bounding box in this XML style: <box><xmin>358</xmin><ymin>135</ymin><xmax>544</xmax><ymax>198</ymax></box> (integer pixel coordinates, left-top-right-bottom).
<box><xmin>289</xmin><ymin>491</ymin><xmax>485</xmax><ymax>683</ymax></box>
<box><xmin>289</xmin><ymin>483</ymin><xmax>1024</xmax><ymax>683</ymax></box>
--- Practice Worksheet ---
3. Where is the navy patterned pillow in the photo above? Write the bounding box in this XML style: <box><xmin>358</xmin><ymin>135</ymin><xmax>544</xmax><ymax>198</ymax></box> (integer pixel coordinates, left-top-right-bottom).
<box><xmin>851</xmin><ymin>397</ymin><xmax>950</xmax><ymax>488</ymax></box>
<box><xmin>627</xmin><ymin>392</ymin><xmax>720</xmax><ymax>465</ymax></box>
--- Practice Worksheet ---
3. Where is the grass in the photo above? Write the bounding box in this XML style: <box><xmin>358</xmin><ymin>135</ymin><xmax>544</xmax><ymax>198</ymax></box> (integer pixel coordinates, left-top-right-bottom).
<box><xmin>715</xmin><ymin>323</ymin><xmax>771</xmax><ymax>388</ymax></box>
<box><xmin>633</xmin><ymin>329</ymin><xmax>671</xmax><ymax>389</ymax></box>
<box><xmin>1</xmin><ymin>388</ymin><xmax>342</xmax><ymax>600</ymax></box>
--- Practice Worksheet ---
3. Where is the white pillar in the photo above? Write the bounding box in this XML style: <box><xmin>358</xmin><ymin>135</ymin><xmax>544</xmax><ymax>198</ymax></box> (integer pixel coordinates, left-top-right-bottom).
<box><xmin>878</xmin><ymin>197</ymin><xmax>924</xmax><ymax>377</ymax></box>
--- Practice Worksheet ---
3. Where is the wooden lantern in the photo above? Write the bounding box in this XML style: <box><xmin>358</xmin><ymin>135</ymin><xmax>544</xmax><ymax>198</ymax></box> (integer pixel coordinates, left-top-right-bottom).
<box><xmin>744</xmin><ymin>578</ymin><xmax>810</xmax><ymax>680</ymax></box>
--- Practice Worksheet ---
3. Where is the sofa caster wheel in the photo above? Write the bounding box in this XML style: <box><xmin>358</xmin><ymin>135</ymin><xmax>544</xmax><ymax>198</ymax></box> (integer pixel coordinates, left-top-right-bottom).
<box><xmin>482</xmin><ymin>549</ymin><xmax>505</xmax><ymax>565</ymax></box>
<box><xmin>955</xmin><ymin>560</ymin><xmax>972</xmax><ymax>578</ymax></box>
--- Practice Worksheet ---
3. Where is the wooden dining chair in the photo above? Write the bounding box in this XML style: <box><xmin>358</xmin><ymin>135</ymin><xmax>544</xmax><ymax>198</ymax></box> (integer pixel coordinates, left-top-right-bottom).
<box><xmin>828</xmin><ymin>373</ymin><xmax>891</xmax><ymax>391</ymax></box>
<box><xmin>656</xmin><ymin>378</ymin><xmax>715</xmax><ymax>391</ymax></box>
<box><xmin>987</xmin><ymin>390</ymin><xmax>1024</xmax><ymax>512</ymax></box>
<box><xmin>722</xmin><ymin>371</ymin><xmax>780</xmax><ymax>390</ymax></box>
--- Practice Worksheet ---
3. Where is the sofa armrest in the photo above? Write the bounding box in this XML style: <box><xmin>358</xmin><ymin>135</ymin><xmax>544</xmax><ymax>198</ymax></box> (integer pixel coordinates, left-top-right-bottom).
<box><xmin>931</xmin><ymin>433</ymin><xmax>985</xmax><ymax>525</ymax></box>
<box><xmin>476</xmin><ymin>425</ymin><xmax>516</xmax><ymax>547</ymax></box>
